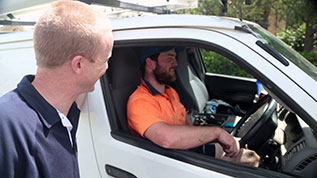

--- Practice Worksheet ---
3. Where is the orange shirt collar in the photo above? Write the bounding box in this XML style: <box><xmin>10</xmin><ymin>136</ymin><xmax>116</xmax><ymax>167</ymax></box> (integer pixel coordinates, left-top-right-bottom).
<box><xmin>141</xmin><ymin>79</ymin><xmax>170</xmax><ymax>96</ymax></box>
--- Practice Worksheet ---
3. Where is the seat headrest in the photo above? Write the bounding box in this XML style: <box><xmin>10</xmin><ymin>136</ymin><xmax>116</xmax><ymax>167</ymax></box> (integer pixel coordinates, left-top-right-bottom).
<box><xmin>108</xmin><ymin>47</ymin><xmax>141</xmax><ymax>89</ymax></box>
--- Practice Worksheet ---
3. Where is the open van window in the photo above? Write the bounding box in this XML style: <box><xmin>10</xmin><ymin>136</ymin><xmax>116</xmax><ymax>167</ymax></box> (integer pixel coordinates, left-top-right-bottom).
<box><xmin>103</xmin><ymin>39</ymin><xmax>316</xmax><ymax>177</ymax></box>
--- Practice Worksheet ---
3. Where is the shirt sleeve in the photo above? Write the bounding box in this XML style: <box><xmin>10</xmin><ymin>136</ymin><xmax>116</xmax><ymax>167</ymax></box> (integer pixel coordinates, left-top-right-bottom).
<box><xmin>0</xmin><ymin>112</ymin><xmax>33</xmax><ymax>178</ymax></box>
<box><xmin>0</xmin><ymin>94</ymin><xmax>38</xmax><ymax>178</ymax></box>
<box><xmin>127</xmin><ymin>96</ymin><xmax>167</xmax><ymax>137</ymax></box>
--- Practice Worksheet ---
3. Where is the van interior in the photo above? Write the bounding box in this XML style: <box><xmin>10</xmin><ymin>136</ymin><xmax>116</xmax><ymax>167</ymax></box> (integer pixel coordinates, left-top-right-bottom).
<box><xmin>102</xmin><ymin>43</ymin><xmax>316</xmax><ymax>178</ymax></box>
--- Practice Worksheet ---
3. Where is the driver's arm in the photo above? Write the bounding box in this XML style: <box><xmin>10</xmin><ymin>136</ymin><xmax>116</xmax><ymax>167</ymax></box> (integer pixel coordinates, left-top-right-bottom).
<box><xmin>185</xmin><ymin>115</ymin><xmax>193</xmax><ymax>126</ymax></box>
<box><xmin>144</xmin><ymin>122</ymin><xmax>240</xmax><ymax>157</ymax></box>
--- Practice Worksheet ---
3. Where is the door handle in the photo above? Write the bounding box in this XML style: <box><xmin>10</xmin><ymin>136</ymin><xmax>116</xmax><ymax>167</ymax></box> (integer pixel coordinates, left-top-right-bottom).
<box><xmin>105</xmin><ymin>164</ymin><xmax>137</xmax><ymax>178</ymax></box>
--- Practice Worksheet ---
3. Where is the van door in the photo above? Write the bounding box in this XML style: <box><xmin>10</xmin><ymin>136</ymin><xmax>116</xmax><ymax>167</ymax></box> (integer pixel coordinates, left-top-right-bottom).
<box><xmin>78</xmin><ymin>26</ymin><xmax>291</xmax><ymax>178</ymax></box>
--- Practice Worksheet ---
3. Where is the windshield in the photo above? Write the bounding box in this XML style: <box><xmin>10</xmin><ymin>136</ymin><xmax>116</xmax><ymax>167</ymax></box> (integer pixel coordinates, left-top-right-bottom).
<box><xmin>249</xmin><ymin>25</ymin><xmax>317</xmax><ymax>81</ymax></box>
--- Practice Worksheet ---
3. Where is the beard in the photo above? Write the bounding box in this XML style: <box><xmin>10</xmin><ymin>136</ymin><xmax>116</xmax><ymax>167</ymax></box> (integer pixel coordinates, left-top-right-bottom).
<box><xmin>153</xmin><ymin>65</ymin><xmax>177</xmax><ymax>84</ymax></box>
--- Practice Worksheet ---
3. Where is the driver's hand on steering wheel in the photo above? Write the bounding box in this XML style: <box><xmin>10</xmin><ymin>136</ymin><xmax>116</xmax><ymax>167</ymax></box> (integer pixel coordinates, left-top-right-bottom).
<box><xmin>217</xmin><ymin>129</ymin><xmax>240</xmax><ymax>158</ymax></box>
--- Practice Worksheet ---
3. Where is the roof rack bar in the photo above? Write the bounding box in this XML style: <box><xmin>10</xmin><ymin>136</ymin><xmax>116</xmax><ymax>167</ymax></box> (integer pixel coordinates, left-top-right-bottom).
<box><xmin>0</xmin><ymin>20</ymin><xmax>36</xmax><ymax>26</ymax></box>
<box><xmin>79</xmin><ymin>0</ymin><xmax>170</xmax><ymax>14</ymax></box>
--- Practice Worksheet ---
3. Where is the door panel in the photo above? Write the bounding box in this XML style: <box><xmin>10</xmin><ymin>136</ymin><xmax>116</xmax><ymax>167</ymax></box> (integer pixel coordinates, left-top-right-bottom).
<box><xmin>205</xmin><ymin>74</ymin><xmax>256</xmax><ymax>109</ymax></box>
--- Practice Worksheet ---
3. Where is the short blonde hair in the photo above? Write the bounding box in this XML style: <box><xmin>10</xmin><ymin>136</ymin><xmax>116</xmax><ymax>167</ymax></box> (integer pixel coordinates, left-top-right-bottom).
<box><xmin>34</xmin><ymin>0</ymin><xmax>111</xmax><ymax>67</ymax></box>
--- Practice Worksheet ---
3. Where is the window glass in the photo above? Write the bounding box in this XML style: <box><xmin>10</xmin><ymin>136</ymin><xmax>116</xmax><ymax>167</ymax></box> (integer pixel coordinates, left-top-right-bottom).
<box><xmin>201</xmin><ymin>49</ymin><xmax>253</xmax><ymax>78</ymax></box>
<box><xmin>249</xmin><ymin>25</ymin><xmax>317</xmax><ymax>81</ymax></box>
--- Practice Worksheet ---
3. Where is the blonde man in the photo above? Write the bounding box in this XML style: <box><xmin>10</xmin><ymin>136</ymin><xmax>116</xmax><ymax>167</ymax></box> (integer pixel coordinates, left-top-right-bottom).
<box><xmin>0</xmin><ymin>1</ymin><xmax>113</xmax><ymax>178</ymax></box>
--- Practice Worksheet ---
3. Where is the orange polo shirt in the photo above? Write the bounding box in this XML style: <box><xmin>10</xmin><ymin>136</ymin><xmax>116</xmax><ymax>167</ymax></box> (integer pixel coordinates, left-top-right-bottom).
<box><xmin>127</xmin><ymin>80</ymin><xmax>187</xmax><ymax>137</ymax></box>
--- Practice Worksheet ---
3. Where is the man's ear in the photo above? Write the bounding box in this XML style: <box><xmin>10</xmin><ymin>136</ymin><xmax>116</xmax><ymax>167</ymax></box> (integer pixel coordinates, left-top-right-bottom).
<box><xmin>71</xmin><ymin>55</ymin><xmax>84</xmax><ymax>74</ymax></box>
<box><xmin>145</xmin><ymin>57</ymin><xmax>156</xmax><ymax>70</ymax></box>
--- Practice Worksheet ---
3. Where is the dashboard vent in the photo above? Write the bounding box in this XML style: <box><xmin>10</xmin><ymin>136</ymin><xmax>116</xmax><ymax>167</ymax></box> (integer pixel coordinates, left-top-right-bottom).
<box><xmin>284</xmin><ymin>140</ymin><xmax>306</xmax><ymax>162</ymax></box>
<box><xmin>295</xmin><ymin>154</ymin><xmax>317</xmax><ymax>171</ymax></box>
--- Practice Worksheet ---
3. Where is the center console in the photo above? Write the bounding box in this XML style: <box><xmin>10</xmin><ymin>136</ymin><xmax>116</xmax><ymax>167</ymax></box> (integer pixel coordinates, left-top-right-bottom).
<box><xmin>189</xmin><ymin>112</ymin><xmax>240</xmax><ymax>132</ymax></box>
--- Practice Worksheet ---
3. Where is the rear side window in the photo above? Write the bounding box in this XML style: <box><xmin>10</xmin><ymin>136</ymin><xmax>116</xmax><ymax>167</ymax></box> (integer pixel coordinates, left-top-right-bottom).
<box><xmin>201</xmin><ymin>49</ymin><xmax>253</xmax><ymax>78</ymax></box>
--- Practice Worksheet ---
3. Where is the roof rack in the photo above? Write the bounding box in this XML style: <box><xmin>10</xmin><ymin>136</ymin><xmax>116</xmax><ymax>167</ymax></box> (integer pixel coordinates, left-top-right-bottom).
<box><xmin>0</xmin><ymin>19</ymin><xmax>35</xmax><ymax>26</ymax></box>
<box><xmin>0</xmin><ymin>0</ymin><xmax>169</xmax><ymax>26</ymax></box>
<box><xmin>0</xmin><ymin>0</ymin><xmax>197</xmax><ymax>26</ymax></box>
<box><xmin>80</xmin><ymin>0</ymin><xmax>170</xmax><ymax>14</ymax></box>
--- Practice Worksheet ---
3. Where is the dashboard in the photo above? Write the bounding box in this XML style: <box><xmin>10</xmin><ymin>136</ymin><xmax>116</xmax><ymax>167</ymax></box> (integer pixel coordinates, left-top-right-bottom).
<box><xmin>277</xmin><ymin>109</ymin><xmax>317</xmax><ymax>178</ymax></box>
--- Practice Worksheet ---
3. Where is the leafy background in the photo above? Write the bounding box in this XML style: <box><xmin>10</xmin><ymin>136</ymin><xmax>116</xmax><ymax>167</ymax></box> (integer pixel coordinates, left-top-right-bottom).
<box><xmin>178</xmin><ymin>0</ymin><xmax>317</xmax><ymax>77</ymax></box>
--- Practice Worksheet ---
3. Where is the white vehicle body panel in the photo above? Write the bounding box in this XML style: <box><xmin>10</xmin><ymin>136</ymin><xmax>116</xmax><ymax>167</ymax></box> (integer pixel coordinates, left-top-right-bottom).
<box><xmin>0</xmin><ymin>31</ymin><xmax>36</xmax><ymax>94</ymax></box>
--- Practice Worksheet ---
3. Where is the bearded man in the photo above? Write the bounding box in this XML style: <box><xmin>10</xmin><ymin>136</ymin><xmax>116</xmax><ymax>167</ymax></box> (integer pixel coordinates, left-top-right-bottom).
<box><xmin>127</xmin><ymin>47</ymin><xmax>260</xmax><ymax>166</ymax></box>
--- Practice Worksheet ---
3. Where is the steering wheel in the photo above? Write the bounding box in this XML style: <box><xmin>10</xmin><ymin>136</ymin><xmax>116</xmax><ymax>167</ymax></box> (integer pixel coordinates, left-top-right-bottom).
<box><xmin>231</xmin><ymin>95</ymin><xmax>277</xmax><ymax>149</ymax></box>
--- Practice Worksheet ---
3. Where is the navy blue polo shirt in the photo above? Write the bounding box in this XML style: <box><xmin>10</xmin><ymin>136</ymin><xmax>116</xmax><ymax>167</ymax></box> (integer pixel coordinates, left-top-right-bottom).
<box><xmin>0</xmin><ymin>75</ymin><xmax>80</xmax><ymax>178</ymax></box>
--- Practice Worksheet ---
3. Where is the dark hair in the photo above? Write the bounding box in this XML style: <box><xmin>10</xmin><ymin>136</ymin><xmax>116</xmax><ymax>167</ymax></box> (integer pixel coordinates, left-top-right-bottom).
<box><xmin>140</xmin><ymin>53</ymin><xmax>160</xmax><ymax>77</ymax></box>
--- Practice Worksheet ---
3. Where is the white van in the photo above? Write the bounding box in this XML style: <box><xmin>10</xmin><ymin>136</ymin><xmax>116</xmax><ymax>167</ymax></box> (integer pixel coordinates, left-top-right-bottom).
<box><xmin>1</xmin><ymin>15</ymin><xmax>317</xmax><ymax>178</ymax></box>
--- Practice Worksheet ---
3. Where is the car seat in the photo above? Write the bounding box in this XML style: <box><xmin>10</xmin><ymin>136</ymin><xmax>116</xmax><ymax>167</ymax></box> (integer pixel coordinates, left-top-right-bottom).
<box><xmin>172</xmin><ymin>49</ymin><xmax>209</xmax><ymax>113</ymax></box>
<box><xmin>106</xmin><ymin>47</ymin><xmax>142</xmax><ymax>133</ymax></box>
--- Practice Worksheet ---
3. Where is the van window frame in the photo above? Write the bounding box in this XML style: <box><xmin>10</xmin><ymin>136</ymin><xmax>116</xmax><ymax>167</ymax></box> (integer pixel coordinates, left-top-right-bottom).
<box><xmin>99</xmin><ymin>38</ymin><xmax>300</xmax><ymax>178</ymax></box>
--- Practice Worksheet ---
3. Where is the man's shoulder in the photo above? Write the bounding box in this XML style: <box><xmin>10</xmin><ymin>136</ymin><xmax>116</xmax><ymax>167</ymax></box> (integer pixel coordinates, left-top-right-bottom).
<box><xmin>0</xmin><ymin>90</ymin><xmax>38</xmax><ymax>129</ymax></box>
<box><xmin>0</xmin><ymin>90</ymin><xmax>20</xmax><ymax>109</ymax></box>
<box><xmin>129</xmin><ymin>85</ymin><xmax>153</xmax><ymax>100</ymax></box>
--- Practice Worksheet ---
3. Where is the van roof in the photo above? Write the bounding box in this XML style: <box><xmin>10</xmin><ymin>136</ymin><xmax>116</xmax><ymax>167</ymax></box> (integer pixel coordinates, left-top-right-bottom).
<box><xmin>111</xmin><ymin>14</ymin><xmax>257</xmax><ymax>32</ymax></box>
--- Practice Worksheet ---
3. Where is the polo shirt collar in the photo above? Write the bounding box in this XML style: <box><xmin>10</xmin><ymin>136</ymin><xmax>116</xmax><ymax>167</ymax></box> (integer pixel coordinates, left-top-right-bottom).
<box><xmin>17</xmin><ymin>75</ymin><xmax>79</xmax><ymax>129</ymax></box>
<box><xmin>143</xmin><ymin>79</ymin><xmax>170</xmax><ymax>95</ymax></box>
<box><xmin>143</xmin><ymin>79</ymin><xmax>160</xmax><ymax>95</ymax></box>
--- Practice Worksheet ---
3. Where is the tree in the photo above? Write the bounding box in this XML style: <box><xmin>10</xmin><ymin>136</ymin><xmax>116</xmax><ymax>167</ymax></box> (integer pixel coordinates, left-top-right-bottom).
<box><xmin>186</xmin><ymin>0</ymin><xmax>317</xmax><ymax>52</ymax></box>
<box><xmin>186</xmin><ymin>0</ymin><xmax>276</xmax><ymax>29</ymax></box>
<box><xmin>225</xmin><ymin>0</ymin><xmax>275</xmax><ymax>29</ymax></box>
<box><xmin>279</xmin><ymin>0</ymin><xmax>317</xmax><ymax>51</ymax></box>
<box><xmin>187</xmin><ymin>0</ymin><xmax>223</xmax><ymax>16</ymax></box>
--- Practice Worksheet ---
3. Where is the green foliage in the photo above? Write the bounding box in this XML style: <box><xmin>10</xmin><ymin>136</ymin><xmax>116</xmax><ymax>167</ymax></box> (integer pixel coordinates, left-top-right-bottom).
<box><xmin>300</xmin><ymin>51</ymin><xmax>317</xmax><ymax>67</ymax></box>
<box><xmin>202</xmin><ymin>50</ymin><xmax>253</xmax><ymax>78</ymax></box>
<box><xmin>188</xmin><ymin>0</ymin><xmax>223</xmax><ymax>15</ymax></box>
<box><xmin>185</xmin><ymin>0</ymin><xmax>317</xmax><ymax>73</ymax></box>
<box><xmin>280</xmin><ymin>0</ymin><xmax>317</xmax><ymax>28</ymax></box>
<box><xmin>277</xmin><ymin>24</ymin><xmax>317</xmax><ymax>51</ymax></box>
<box><xmin>185</xmin><ymin>0</ymin><xmax>317</xmax><ymax>52</ymax></box>
<box><xmin>278</xmin><ymin>0</ymin><xmax>317</xmax><ymax>51</ymax></box>
<box><xmin>277</xmin><ymin>24</ymin><xmax>306</xmax><ymax>51</ymax></box>
<box><xmin>185</xmin><ymin>0</ymin><xmax>278</xmax><ymax>29</ymax></box>
<box><xmin>225</xmin><ymin>0</ymin><xmax>276</xmax><ymax>29</ymax></box>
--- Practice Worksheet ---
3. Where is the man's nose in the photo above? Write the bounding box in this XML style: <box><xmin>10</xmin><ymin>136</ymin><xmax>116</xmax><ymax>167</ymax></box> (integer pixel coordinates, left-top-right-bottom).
<box><xmin>172</xmin><ymin>57</ymin><xmax>178</xmax><ymax>67</ymax></box>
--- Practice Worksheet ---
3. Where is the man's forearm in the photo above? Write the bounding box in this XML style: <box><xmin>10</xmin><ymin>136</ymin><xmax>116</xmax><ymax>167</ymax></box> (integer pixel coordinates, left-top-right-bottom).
<box><xmin>163</xmin><ymin>125</ymin><xmax>222</xmax><ymax>149</ymax></box>
<box><xmin>144</xmin><ymin>122</ymin><xmax>222</xmax><ymax>150</ymax></box>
